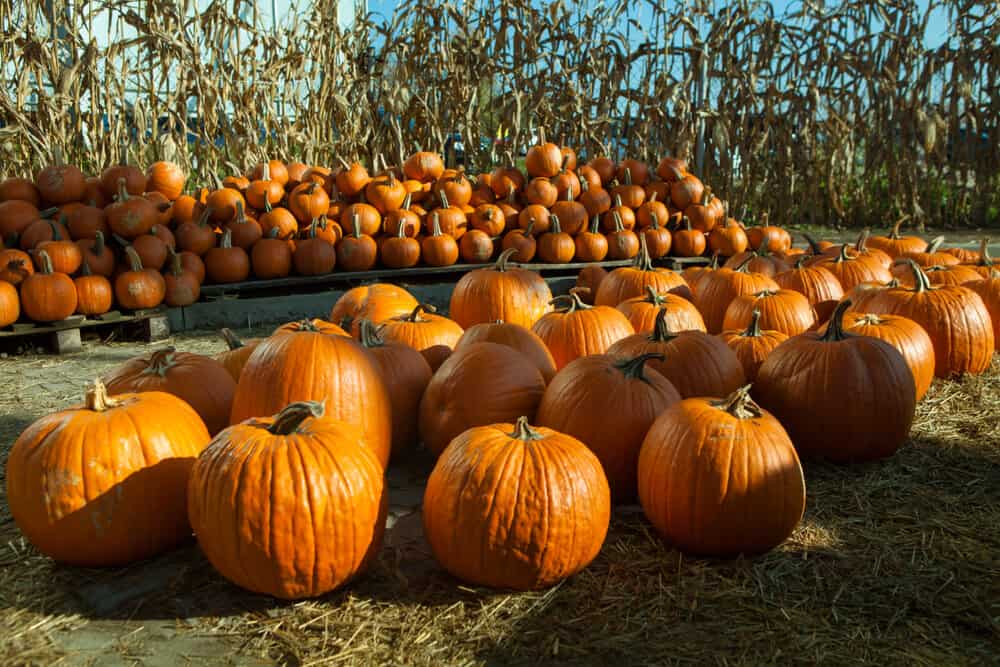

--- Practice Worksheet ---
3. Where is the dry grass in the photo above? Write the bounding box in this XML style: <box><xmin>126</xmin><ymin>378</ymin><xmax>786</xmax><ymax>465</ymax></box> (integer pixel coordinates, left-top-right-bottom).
<box><xmin>1</xmin><ymin>334</ymin><xmax>999</xmax><ymax>665</ymax></box>
<box><xmin>1</xmin><ymin>0</ymin><xmax>998</xmax><ymax>228</ymax></box>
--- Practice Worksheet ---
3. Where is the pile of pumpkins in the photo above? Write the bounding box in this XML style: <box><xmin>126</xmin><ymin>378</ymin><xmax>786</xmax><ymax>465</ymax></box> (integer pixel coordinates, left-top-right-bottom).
<box><xmin>1</xmin><ymin>137</ymin><xmax>744</xmax><ymax>327</ymax></box>
<box><xmin>6</xmin><ymin>205</ymin><xmax>999</xmax><ymax>600</ymax></box>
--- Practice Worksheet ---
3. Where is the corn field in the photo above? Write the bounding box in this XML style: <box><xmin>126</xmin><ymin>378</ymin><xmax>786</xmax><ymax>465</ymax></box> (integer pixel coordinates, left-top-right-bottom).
<box><xmin>0</xmin><ymin>0</ymin><xmax>998</xmax><ymax>228</ymax></box>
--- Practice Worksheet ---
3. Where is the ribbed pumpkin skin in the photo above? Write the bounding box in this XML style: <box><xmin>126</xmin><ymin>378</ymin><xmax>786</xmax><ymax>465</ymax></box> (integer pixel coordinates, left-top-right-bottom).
<box><xmin>536</xmin><ymin>354</ymin><xmax>681</xmax><ymax>503</ymax></box>
<box><xmin>693</xmin><ymin>267</ymin><xmax>779</xmax><ymax>334</ymax></box>
<box><xmin>418</xmin><ymin>342</ymin><xmax>546</xmax><ymax>457</ymax></box>
<box><xmin>753</xmin><ymin>303</ymin><xmax>916</xmax><ymax>463</ymax></box>
<box><xmin>6</xmin><ymin>385</ymin><xmax>209</xmax><ymax>566</ymax></box>
<box><xmin>330</xmin><ymin>283</ymin><xmax>416</xmax><ymax>329</ymax></box>
<box><xmin>608</xmin><ymin>324</ymin><xmax>746</xmax><ymax>400</ymax></box>
<box><xmin>594</xmin><ymin>266</ymin><xmax>691</xmax><ymax>306</ymax></box>
<box><xmin>532</xmin><ymin>296</ymin><xmax>635</xmax><ymax>370</ymax></box>
<box><xmin>231</xmin><ymin>332</ymin><xmax>392</xmax><ymax>467</ymax></box>
<box><xmin>0</xmin><ymin>280</ymin><xmax>19</xmax><ymax>327</ymax></box>
<box><xmin>456</xmin><ymin>321</ymin><xmax>557</xmax><ymax>384</ymax></box>
<box><xmin>188</xmin><ymin>410</ymin><xmax>386</xmax><ymax>599</ymax></box>
<box><xmin>423</xmin><ymin>420</ymin><xmax>610</xmax><ymax>590</ymax></box>
<box><xmin>861</xmin><ymin>264</ymin><xmax>994</xmax><ymax>377</ymax></box>
<box><xmin>722</xmin><ymin>289</ymin><xmax>816</xmax><ymax>336</ymax></box>
<box><xmin>718</xmin><ymin>323</ymin><xmax>788</xmax><ymax>383</ymax></box>
<box><xmin>638</xmin><ymin>390</ymin><xmax>805</xmax><ymax>556</ymax></box>
<box><xmin>829</xmin><ymin>312</ymin><xmax>936</xmax><ymax>401</ymax></box>
<box><xmin>616</xmin><ymin>291</ymin><xmax>706</xmax><ymax>333</ymax></box>
<box><xmin>102</xmin><ymin>349</ymin><xmax>236</xmax><ymax>436</ymax></box>
<box><xmin>967</xmin><ymin>275</ymin><xmax>999</xmax><ymax>351</ymax></box>
<box><xmin>377</xmin><ymin>305</ymin><xmax>464</xmax><ymax>351</ymax></box>
<box><xmin>774</xmin><ymin>263</ymin><xmax>844</xmax><ymax>323</ymax></box>
<box><xmin>449</xmin><ymin>250</ymin><xmax>553</xmax><ymax>329</ymax></box>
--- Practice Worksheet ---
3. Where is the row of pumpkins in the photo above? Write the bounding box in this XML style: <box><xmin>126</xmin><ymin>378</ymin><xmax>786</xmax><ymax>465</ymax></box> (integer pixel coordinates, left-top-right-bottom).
<box><xmin>6</xmin><ymin>219</ymin><xmax>999</xmax><ymax>599</ymax></box>
<box><xmin>1</xmin><ymin>139</ymin><xmax>758</xmax><ymax>325</ymax></box>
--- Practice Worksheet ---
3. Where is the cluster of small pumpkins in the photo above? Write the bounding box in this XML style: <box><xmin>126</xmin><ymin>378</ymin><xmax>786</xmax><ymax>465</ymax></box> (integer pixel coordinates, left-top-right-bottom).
<box><xmin>0</xmin><ymin>137</ymin><xmax>740</xmax><ymax>327</ymax></box>
<box><xmin>5</xmin><ymin>220</ymin><xmax>999</xmax><ymax>600</ymax></box>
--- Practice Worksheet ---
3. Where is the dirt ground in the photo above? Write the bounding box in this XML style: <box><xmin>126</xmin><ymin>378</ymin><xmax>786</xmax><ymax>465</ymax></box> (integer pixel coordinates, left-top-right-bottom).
<box><xmin>2</xmin><ymin>330</ymin><xmax>1000</xmax><ymax>666</ymax></box>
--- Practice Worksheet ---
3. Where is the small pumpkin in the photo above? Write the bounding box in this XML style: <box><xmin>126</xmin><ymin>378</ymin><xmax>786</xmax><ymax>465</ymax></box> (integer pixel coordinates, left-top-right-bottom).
<box><xmin>293</xmin><ymin>221</ymin><xmax>337</xmax><ymax>276</ymax></box>
<box><xmin>188</xmin><ymin>401</ymin><xmax>385</xmax><ymax>599</ymax></box>
<box><xmin>107</xmin><ymin>178</ymin><xmax>158</xmax><ymax>239</ymax></box>
<box><xmin>336</xmin><ymin>213</ymin><xmax>378</xmax><ymax>272</ymax></box>
<box><xmin>574</xmin><ymin>264</ymin><xmax>608</xmax><ymax>305</ymax></box>
<box><xmin>423</xmin><ymin>416</ymin><xmax>609</xmax><ymax>590</ymax></box>
<box><xmin>245</xmin><ymin>163</ymin><xmax>286</xmax><ymax>211</ymax></box>
<box><xmin>0</xmin><ymin>279</ymin><xmax>19</xmax><ymax>327</ymax></box>
<box><xmin>605</xmin><ymin>210</ymin><xmax>640</xmax><ymax>260</ymax></box>
<box><xmin>20</xmin><ymin>250</ymin><xmax>77</xmax><ymax>322</ymax></box>
<box><xmin>866</xmin><ymin>219</ymin><xmax>926</xmax><ymax>258</ymax></box>
<box><xmin>638</xmin><ymin>386</ymin><xmax>805</xmax><ymax>556</ymax></box>
<box><xmin>421</xmin><ymin>212</ymin><xmax>460</xmax><ymax>267</ymax></box>
<box><xmin>574</xmin><ymin>217</ymin><xmax>609</xmax><ymax>263</ymax></box>
<box><xmin>525</xmin><ymin>130</ymin><xmax>564</xmax><ymax>178</ymax></box>
<box><xmin>115</xmin><ymin>245</ymin><xmax>166</xmax><ymax>310</ymax></box>
<box><xmin>718</xmin><ymin>309</ymin><xmax>788</xmax><ymax>382</ymax></box>
<box><xmin>6</xmin><ymin>380</ymin><xmax>209</xmax><ymax>566</ymax></box>
<box><xmin>381</xmin><ymin>221</ymin><xmax>422</xmax><ymax>269</ymax></box>
<box><xmin>74</xmin><ymin>261</ymin><xmax>113</xmax><ymax>315</ymax></box>
<box><xmin>204</xmin><ymin>229</ymin><xmax>250</xmax><ymax>284</ymax></box>
<box><xmin>459</xmin><ymin>229</ymin><xmax>494</xmax><ymax>264</ymax></box>
<box><xmin>329</xmin><ymin>283</ymin><xmax>416</xmax><ymax>331</ymax></box>
<box><xmin>377</xmin><ymin>303</ymin><xmax>464</xmax><ymax>351</ymax></box>
<box><xmin>672</xmin><ymin>217</ymin><xmax>707</xmax><ymax>257</ymax></box>
<box><xmin>35</xmin><ymin>220</ymin><xmax>82</xmax><ymax>274</ymax></box>
<box><xmin>145</xmin><ymin>161</ymin><xmax>186</xmax><ymax>200</ymax></box>
<box><xmin>35</xmin><ymin>154</ymin><xmax>86</xmax><ymax>204</ymax></box>
<box><xmin>617</xmin><ymin>285</ymin><xmax>706</xmax><ymax>333</ymax></box>
<box><xmin>163</xmin><ymin>248</ymin><xmax>201</xmax><ymax>307</ymax></box>
<box><xmin>531</xmin><ymin>292</ymin><xmax>635</xmax><ymax>370</ymax></box>
<box><xmin>500</xmin><ymin>221</ymin><xmax>537</xmax><ymax>262</ymax></box>
<box><xmin>537</xmin><ymin>214</ymin><xmax>575</xmax><ymax>264</ymax></box>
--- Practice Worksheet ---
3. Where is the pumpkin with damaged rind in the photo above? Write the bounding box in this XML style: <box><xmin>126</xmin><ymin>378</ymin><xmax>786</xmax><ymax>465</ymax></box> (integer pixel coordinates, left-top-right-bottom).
<box><xmin>536</xmin><ymin>353</ymin><xmax>681</xmax><ymax>503</ymax></box>
<box><xmin>230</xmin><ymin>330</ymin><xmax>392</xmax><ymax>467</ymax></box>
<box><xmin>449</xmin><ymin>248</ymin><xmax>552</xmax><ymax>329</ymax></box>
<box><xmin>418</xmin><ymin>342</ymin><xmax>545</xmax><ymax>457</ymax></box>
<box><xmin>423</xmin><ymin>416</ymin><xmax>610</xmax><ymax>590</ymax></box>
<box><xmin>102</xmin><ymin>347</ymin><xmax>236</xmax><ymax>436</ymax></box>
<box><xmin>456</xmin><ymin>320</ymin><xmax>557</xmax><ymax>384</ymax></box>
<box><xmin>187</xmin><ymin>401</ymin><xmax>386</xmax><ymax>599</ymax></box>
<box><xmin>753</xmin><ymin>300</ymin><xmax>916</xmax><ymax>462</ymax></box>
<box><xmin>608</xmin><ymin>308</ymin><xmax>746</xmax><ymax>399</ymax></box>
<box><xmin>531</xmin><ymin>292</ymin><xmax>635</xmax><ymax>371</ymax></box>
<box><xmin>638</xmin><ymin>386</ymin><xmax>805</xmax><ymax>556</ymax></box>
<box><xmin>859</xmin><ymin>260</ymin><xmax>994</xmax><ymax>377</ymax></box>
<box><xmin>6</xmin><ymin>380</ymin><xmax>209</xmax><ymax>566</ymax></box>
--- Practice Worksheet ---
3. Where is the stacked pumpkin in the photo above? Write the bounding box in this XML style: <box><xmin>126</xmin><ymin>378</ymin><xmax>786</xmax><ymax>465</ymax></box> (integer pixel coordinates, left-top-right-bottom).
<box><xmin>0</xmin><ymin>158</ymin><xmax>195</xmax><ymax>325</ymax></box>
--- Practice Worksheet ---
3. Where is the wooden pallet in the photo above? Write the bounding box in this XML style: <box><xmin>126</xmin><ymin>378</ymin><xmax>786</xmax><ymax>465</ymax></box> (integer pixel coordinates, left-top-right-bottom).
<box><xmin>198</xmin><ymin>256</ymin><xmax>710</xmax><ymax>298</ymax></box>
<box><xmin>0</xmin><ymin>309</ymin><xmax>170</xmax><ymax>355</ymax></box>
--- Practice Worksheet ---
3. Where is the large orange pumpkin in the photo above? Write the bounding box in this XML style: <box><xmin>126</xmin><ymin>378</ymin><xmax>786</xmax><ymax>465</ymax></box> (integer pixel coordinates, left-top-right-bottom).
<box><xmin>722</xmin><ymin>288</ymin><xmax>816</xmax><ymax>336</ymax></box>
<box><xmin>967</xmin><ymin>271</ymin><xmax>999</xmax><ymax>351</ymax></box>
<box><xmin>423</xmin><ymin>417</ymin><xmax>610</xmax><ymax>590</ymax></box>
<box><xmin>330</xmin><ymin>283</ymin><xmax>417</xmax><ymax>331</ymax></box>
<box><xmin>692</xmin><ymin>257</ymin><xmax>780</xmax><ymax>333</ymax></box>
<box><xmin>536</xmin><ymin>353</ymin><xmax>681</xmax><ymax>503</ymax></box>
<box><xmin>230</xmin><ymin>329</ymin><xmax>392</xmax><ymax>467</ymax></box>
<box><xmin>638</xmin><ymin>387</ymin><xmax>805</xmax><ymax>556</ymax></box>
<box><xmin>773</xmin><ymin>258</ymin><xmax>844</xmax><ymax>324</ymax></box>
<box><xmin>188</xmin><ymin>401</ymin><xmax>386</xmax><ymax>599</ymax></box>
<box><xmin>418</xmin><ymin>342</ymin><xmax>546</xmax><ymax>457</ymax></box>
<box><xmin>455</xmin><ymin>320</ymin><xmax>557</xmax><ymax>384</ymax></box>
<box><xmin>754</xmin><ymin>300</ymin><xmax>916</xmax><ymax>462</ymax></box>
<box><xmin>594</xmin><ymin>235</ymin><xmax>691</xmax><ymax>306</ymax></box>
<box><xmin>357</xmin><ymin>320</ymin><xmax>433</xmax><ymax>457</ymax></box>
<box><xmin>717</xmin><ymin>309</ymin><xmax>788</xmax><ymax>382</ymax></box>
<box><xmin>531</xmin><ymin>292</ymin><xmax>635</xmax><ymax>370</ymax></box>
<box><xmin>449</xmin><ymin>248</ymin><xmax>552</xmax><ymax>329</ymax></box>
<box><xmin>616</xmin><ymin>285</ymin><xmax>706</xmax><ymax>333</ymax></box>
<box><xmin>373</xmin><ymin>303</ymin><xmax>464</xmax><ymax>351</ymax></box>
<box><xmin>6</xmin><ymin>380</ymin><xmax>209</xmax><ymax>566</ymax></box>
<box><xmin>102</xmin><ymin>347</ymin><xmax>236</xmax><ymax>436</ymax></box>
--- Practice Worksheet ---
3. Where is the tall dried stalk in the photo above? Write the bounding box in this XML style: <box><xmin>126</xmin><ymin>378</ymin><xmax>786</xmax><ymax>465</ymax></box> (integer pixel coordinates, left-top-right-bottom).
<box><xmin>1</xmin><ymin>0</ymin><xmax>997</xmax><ymax>228</ymax></box>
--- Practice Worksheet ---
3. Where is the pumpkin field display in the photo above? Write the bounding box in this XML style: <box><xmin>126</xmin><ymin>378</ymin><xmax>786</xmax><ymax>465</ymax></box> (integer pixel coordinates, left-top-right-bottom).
<box><xmin>608</xmin><ymin>309</ymin><xmax>746</xmax><ymax>399</ymax></box>
<box><xmin>6</xmin><ymin>380</ymin><xmax>210</xmax><ymax>566</ymax></box>
<box><xmin>859</xmin><ymin>260</ymin><xmax>994</xmax><ymax>377</ymax></box>
<box><xmin>423</xmin><ymin>417</ymin><xmax>610</xmax><ymax>590</ymax></box>
<box><xmin>536</xmin><ymin>353</ymin><xmax>681</xmax><ymax>503</ymax></box>
<box><xmin>532</xmin><ymin>292</ymin><xmax>635</xmax><ymax>370</ymax></box>
<box><xmin>357</xmin><ymin>320</ymin><xmax>433</xmax><ymax>456</ymax></box>
<box><xmin>455</xmin><ymin>320</ymin><xmax>558</xmax><ymax>384</ymax></box>
<box><xmin>637</xmin><ymin>387</ymin><xmax>805</xmax><ymax>556</ymax></box>
<box><xmin>754</xmin><ymin>300</ymin><xmax>916</xmax><ymax>463</ymax></box>
<box><xmin>449</xmin><ymin>249</ymin><xmax>553</xmax><ymax>329</ymax></box>
<box><xmin>418</xmin><ymin>342</ymin><xmax>546</xmax><ymax>456</ymax></box>
<box><xmin>102</xmin><ymin>347</ymin><xmax>236</xmax><ymax>436</ymax></box>
<box><xmin>188</xmin><ymin>402</ymin><xmax>386</xmax><ymax>599</ymax></box>
<box><xmin>230</xmin><ymin>329</ymin><xmax>392</xmax><ymax>467</ymax></box>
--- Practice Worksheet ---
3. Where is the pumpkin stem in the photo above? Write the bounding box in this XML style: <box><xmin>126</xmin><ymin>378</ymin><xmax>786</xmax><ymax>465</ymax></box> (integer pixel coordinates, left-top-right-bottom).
<box><xmin>649</xmin><ymin>306</ymin><xmax>678</xmax><ymax>342</ymax></box>
<box><xmin>33</xmin><ymin>248</ymin><xmax>54</xmax><ymax>275</ymax></box>
<box><xmin>143</xmin><ymin>347</ymin><xmax>178</xmax><ymax>376</ymax></box>
<box><xmin>267</xmin><ymin>401</ymin><xmax>326</xmax><ymax>435</ymax></box>
<box><xmin>925</xmin><ymin>236</ymin><xmax>944</xmax><ymax>253</ymax></box>
<box><xmin>197</xmin><ymin>205</ymin><xmax>213</xmax><ymax>227</ymax></box>
<box><xmin>682</xmin><ymin>216</ymin><xmax>692</xmax><ymax>232</ymax></box>
<box><xmin>614</xmin><ymin>352</ymin><xmax>665</xmax><ymax>381</ymax></box>
<box><xmin>894</xmin><ymin>257</ymin><xmax>933</xmax><ymax>293</ymax></box>
<box><xmin>643</xmin><ymin>284</ymin><xmax>665</xmax><ymax>305</ymax></box>
<box><xmin>549</xmin><ymin>214</ymin><xmax>563</xmax><ymax>234</ymax></box>
<box><xmin>793</xmin><ymin>254</ymin><xmax>808</xmax><ymax>269</ymax></box>
<box><xmin>741</xmin><ymin>309</ymin><xmax>762</xmax><ymax>337</ymax></box>
<box><xmin>587</xmin><ymin>216</ymin><xmax>600</xmax><ymax>235</ymax></box>
<box><xmin>495</xmin><ymin>247</ymin><xmax>520</xmax><ymax>272</ymax></box>
<box><xmin>612</xmin><ymin>210</ymin><xmax>625</xmax><ymax>233</ymax></box>
<box><xmin>357</xmin><ymin>319</ymin><xmax>384</xmax><ymax>347</ymax></box>
<box><xmin>438</xmin><ymin>190</ymin><xmax>450</xmax><ymax>210</ymax></box>
<box><xmin>976</xmin><ymin>238</ymin><xmax>993</xmax><ymax>267</ymax></box>
<box><xmin>84</xmin><ymin>379</ymin><xmax>121</xmax><ymax>412</ymax></box>
<box><xmin>802</xmin><ymin>233</ymin><xmax>823</xmax><ymax>256</ymax></box>
<box><xmin>711</xmin><ymin>385</ymin><xmax>763</xmax><ymax>420</ymax></box>
<box><xmin>79</xmin><ymin>258</ymin><xmax>93</xmax><ymax>276</ymax></box>
<box><xmin>708</xmin><ymin>252</ymin><xmax>720</xmax><ymax>269</ymax></box>
<box><xmin>219</xmin><ymin>227</ymin><xmax>233</xmax><ymax>249</ymax></box>
<box><xmin>220</xmin><ymin>327</ymin><xmax>244</xmax><ymax>350</ymax></box>
<box><xmin>116</xmin><ymin>177</ymin><xmax>129</xmax><ymax>202</ymax></box>
<box><xmin>351</xmin><ymin>211</ymin><xmax>362</xmax><ymax>238</ymax></box>
<box><xmin>166</xmin><ymin>247</ymin><xmax>184</xmax><ymax>276</ymax></box>
<box><xmin>888</xmin><ymin>216</ymin><xmax>909</xmax><ymax>239</ymax></box>
<box><xmin>649</xmin><ymin>211</ymin><xmax>660</xmax><ymax>230</ymax></box>
<box><xmin>632</xmin><ymin>232</ymin><xmax>654</xmax><ymax>271</ymax></box>
<box><xmin>509</xmin><ymin>415</ymin><xmax>544</xmax><ymax>441</ymax></box>
<box><xmin>755</xmin><ymin>230</ymin><xmax>772</xmax><ymax>258</ymax></box>
<box><xmin>261</xmin><ymin>162</ymin><xmax>272</xmax><ymax>182</ymax></box>
<box><xmin>123</xmin><ymin>245</ymin><xmax>143</xmax><ymax>272</ymax></box>
<box><xmin>624</xmin><ymin>167</ymin><xmax>633</xmax><ymax>186</ymax></box>
<box><xmin>430</xmin><ymin>212</ymin><xmax>444</xmax><ymax>237</ymax></box>
<box><xmin>834</xmin><ymin>243</ymin><xmax>852</xmax><ymax>263</ymax></box>
<box><xmin>549</xmin><ymin>291</ymin><xmax>590</xmax><ymax>312</ymax></box>
<box><xmin>820</xmin><ymin>299</ymin><xmax>853</xmax><ymax>342</ymax></box>
<box><xmin>855</xmin><ymin>229</ymin><xmax>872</xmax><ymax>253</ymax></box>
<box><xmin>406</xmin><ymin>303</ymin><xmax>436</xmax><ymax>321</ymax></box>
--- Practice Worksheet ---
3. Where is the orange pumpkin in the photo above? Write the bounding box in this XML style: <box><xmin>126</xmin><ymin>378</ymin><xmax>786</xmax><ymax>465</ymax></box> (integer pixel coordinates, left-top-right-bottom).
<box><xmin>449</xmin><ymin>248</ymin><xmax>552</xmax><ymax>329</ymax></box>
<box><xmin>531</xmin><ymin>291</ymin><xmax>635</xmax><ymax>370</ymax></box>
<box><xmin>717</xmin><ymin>309</ymin><xmax>788</xmax><ymax>382</ymax></box>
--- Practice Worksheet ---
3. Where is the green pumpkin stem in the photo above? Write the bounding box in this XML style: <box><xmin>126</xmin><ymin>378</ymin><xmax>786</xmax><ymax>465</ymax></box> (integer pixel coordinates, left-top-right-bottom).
<box><xmin>549</xmin><ymin>291</ymin><xmax>590</xmax><ymax>313</ymax></box>
<box><xmin>643</xmin><ymin>284</ymin><xmax>665</xmax><ymax>305</ymax></box>
<box><xmin>406</xmin><ymin>303</ymin><xmax>436</xmax><ymax>322</ymax></box>
<box><xmin>220</xmin><ymin>327</ymin><xmax>244</xmax><ymax>350</ymax></box>
<box><xmin>649</xmin><ymin>306</ymin><xmax>678</xmax><ymax>342</ymax></box>
<box><xmin>742</xmin><ymin>309</ymin><xmax>763</xmax><ymax>337</ymax></box>
<box><xmin>820</xmin><ymin>299</ymin><xmax>853</xmax><ymax>342</ymax></box>
<box><xmin>895</xmin><ymin>257</ymin><xmax>933</xmax><ymax>293</ymax></box>
<box><xmin>712</xmin><ymin>385</ymin><xmax>763</xmax><ymax>419</ymax></box>
<box><xmin>123</xmin><ymin>245</ymin><xmax>143</xmax><ymax>272</ymax></box>
<box><xmin>632</xmin><ymin>231</ymin><xmax>654</xmax><ymax>271</ymax></box>
<box><xmin>615</xmin><ymin>352</ymin><xmax>665</xmax><ymax>381</ymax></box>
<box><xmin>357</xmin><ymin>319</ymin><xmax>384</xmax><ymax>347</ymax></box>
<box><xmin>268</xmin><ymin>401</ymin><xmax>326</xmax><ymax>435</ymax></box>
<box><xmin>85</xmin><ymin>379</ymin><xmax>120</xmax><ymax>412</ymax></box>
<box><xmin>509</xmin><ymin>415</ymin><xmax>544</xmax><ymax>441</ymax></box>
<box><xmin>143</xmin><ymin>347</ymin><xmax>177</xmax><ymax>376</ymax></box>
